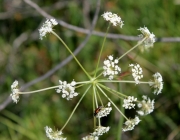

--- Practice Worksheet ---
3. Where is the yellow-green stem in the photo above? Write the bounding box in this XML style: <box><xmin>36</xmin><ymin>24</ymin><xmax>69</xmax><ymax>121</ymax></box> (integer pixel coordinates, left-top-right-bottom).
<box><xmin>117</xmin><ymin>83</ymin><xmax>124</xmax><ymax>140</ymax></box>
<box><xmin>97</xmin><ymin>91</ymin><xmax>103</xmax><ymax>106</ymax></box>
<box><xmin>97</xmin><ymin>85</ymin><xmax>128</xmax><ymax>120</ymax></box>
<box><xmin>60</xmin><ymin>85</ymin><xmax>91</xmax><ymax>131</ymax></box>
<box><xmin>98</xmin><ymin>83</ymin><xmax>126</xmax><ymax>98</ymax></box>
<box><xmin>98</xmin><ymin>84</ymin><xmax>124</xmax><ymax>100</ymax></box>
<box><xmin>94</xmin><ymin>23</ymin><xmax>111</xmax><ymax>77</ymax></box>
<box><xmin>93</xmin><ymin>86</ymin><xmax>98</xmax><ymax>108</ymax></box>
<box><xmin>93</xmin><ymin>86</ymin><xmax>101</xmax><ymax>126</ymax></box>
<box><xmin>93</xmin><ymin>90</ymin><xmax>96</xmax><ymax>128</ymax></box>
<box><xmin>118</xmin><ymin>37</ymin><xmax>147</xmax><ymax>60</ymax></box>
<box><xmin>51</xmin><ymin>31</ymin><xmax>91</xmax><ymax>79</ymax></box>
<box><xmin>98</xmin><ymin>80</ymin><xmax>153</xmax><ymax>84</ymax></box>
<box><xmin>19</xmin><ymin>86</ymin><xmax>59</xmax><ymax>94</ymax></box>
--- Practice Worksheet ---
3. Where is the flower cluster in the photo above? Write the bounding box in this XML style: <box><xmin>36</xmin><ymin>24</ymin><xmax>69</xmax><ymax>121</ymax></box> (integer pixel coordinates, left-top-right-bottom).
<box><xmin>10</xmin><ymin>80</ymin><xmax>20</xmax><ymax>104</ymax></box>
<box><xmin>82</xmin><ymin>135</ymin><xmax>99</xmax><ymax>140</ymax></box>
<box><xmin>82</xmin><ymin>126</ymin><xmax>110</xmax><ymax>140</ymax></box>
<box><xmin>137</xmin><ymin>95</ymin><xmax>155</xmax><ymax>116</ymax></box>
<box><xmin>45</xmin><ymin>126</ymin><xmax>66</xmax><ymax>140</ymax></box>
<box><xmin>129</xmin><ymin>63</ymin><xmax>143</xmax><ymax>84</ymax></box>
<box><xmin>39</xmin><ymin>19</ymin><xmax>58</xmax><ymax>40</ymax></box>
<box><xmin>123</xmin><ymin>116</ymin><xmax>141</xmax><ymax>132</ymax></box>
<box><xmin>56</xmin><ymin>80</ymin><xmax>78</xmax><ymax>100</ymax></box>
<box><xmin>91</xmin><ymin>126</ymin><xmax>110</xmax><ymax>137</ymax></box>
<box><xmin>103</xmin><ymin>55</ymin><xmax>121</xmax><ymax>80</ymax></box>
<box><xmin>149</xmin><ymin>72</ymin><xmax>163</xmax><ymax>95</ymax></box>
<box><xmin>123</xmin><ymin>96</ymin><xmax>137</xmax><ymax>109</ymax></box>
<box><xmin>94</xmin><ymin>102</ymin><xmax>112</xmax><ymax>118</ymax></box>
<box><xmin>138</xmin><ymin>27</ymin><xmax>156</xmax><ymax>49</ymax></box>
<box><xmin>102</xmin><ymin>12</ymin><xmax>124</xmax><ymax>28</ymax></box>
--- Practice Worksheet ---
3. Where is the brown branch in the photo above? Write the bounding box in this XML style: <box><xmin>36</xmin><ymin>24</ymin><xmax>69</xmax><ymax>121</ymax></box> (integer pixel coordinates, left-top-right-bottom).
<box><xmin>23</xmin><ymin>0</ymin><xmax>180</xmax><ymax>42</ymax></box>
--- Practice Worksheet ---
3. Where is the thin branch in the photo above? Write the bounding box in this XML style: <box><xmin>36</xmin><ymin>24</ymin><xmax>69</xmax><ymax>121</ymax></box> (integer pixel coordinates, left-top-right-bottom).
<box><xmin>0</xmin><ymin>1</ymin><xmax>68</xmax><ymax>19</ymax></box>
<box><xmin>0</xmin><ymin>97</ymin><xmax>11</xmax><ymax>111</ymax></box>
<box><xmin>13</xmin><ymin>32</ymin><xmax>29</xmax><ymax>49</ymax></box>
<box><xmin>23</xmin><ymin>0</ymin><xmax>180</xmax><ymax>42</ymax></box>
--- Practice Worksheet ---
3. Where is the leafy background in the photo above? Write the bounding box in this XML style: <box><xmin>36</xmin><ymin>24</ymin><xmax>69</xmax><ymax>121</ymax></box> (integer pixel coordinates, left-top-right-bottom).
<box><xmin>0</xmin><ymin>0</ymin><xmax>180</xmax><ymax>140</ymax></box>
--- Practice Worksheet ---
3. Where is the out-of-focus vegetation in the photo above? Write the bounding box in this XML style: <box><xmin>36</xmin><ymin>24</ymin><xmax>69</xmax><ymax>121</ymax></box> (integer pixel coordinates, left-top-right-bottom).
<box><xmin>0</xmin><ymin>0</ymin><xmax>180</xmax><ymax>140</ymax></box>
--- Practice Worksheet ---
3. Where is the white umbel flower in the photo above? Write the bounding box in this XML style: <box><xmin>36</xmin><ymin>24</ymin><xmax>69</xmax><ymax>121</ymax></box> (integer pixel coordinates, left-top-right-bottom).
<box><xmin>138</xmin><ymin>27</ymin><xmax>156</xmax><ymax>49</ymax></box>
<box><xmin>91</xmin><ymin>126</ymin><xmax>110</xmax><ymax>136</ymax></box>
<box><xmin>10</xmin><ymin>80</ymin><xmax>20</xmax><ymax>103</ymax></box>
<box><xmin>45</xmin><ymin>126</ymin><xmax>66</xmax><ymax>140</ymax></box>
<box><xmin>56</xmin><ymin>80</ymin><xmax>78</xmax><ymax>100</ymax></box>
<box><xmin>122</xmin><ymin>116</ymin><xmax>141</xmax><ymax>132</ymax></box>
<box><xmin>39</xmin><ymin>19</ymin><xmax>58</xmax><ymax>40</ymax></box>
<box><xmin>82</xmin><ymin>135</ymin><xmax>99</xmax><ymax>140</ymax></box>
<box><xmin>94</xmin><ymin>102</ymin><xmax>112</xmax><ymax>118</ymax></box>
<box><xmin>149</xmin><ymin>72</ymin><xmax>163</xmax><ymax>95</ymax></box>
<box><xmin>129</xmin><ymin>63</ymin><xmax>143</xmax><ymax>84</ymax></box>
<box><xmin>123</xmin><ymin>96</ymin><xmax>137</xmax><ymax>109</ymax></box>
<box><xmin>102</xmin><ymin>12</ymin><xmax>124</xmax><ymax>28</ymax></box>
<box><xmin>137</xmin><ymin>95</ymin><xmax>155</xmax><ymax>116</ymax></box>
<box><xmin>103</xmin><ymin>55</ymin><xmax>121</xmax><ymax>80</ymax></box>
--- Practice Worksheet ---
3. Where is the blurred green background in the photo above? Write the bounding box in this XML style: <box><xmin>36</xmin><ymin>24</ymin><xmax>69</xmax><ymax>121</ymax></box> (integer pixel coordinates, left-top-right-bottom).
<box><xmin>0</xmin><ymin>0</ymin><xmax>180</xmax><ymax>139</ymax></box>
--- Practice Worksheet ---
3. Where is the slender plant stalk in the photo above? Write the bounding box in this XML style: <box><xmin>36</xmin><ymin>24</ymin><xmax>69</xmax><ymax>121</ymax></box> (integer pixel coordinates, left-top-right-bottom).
<box><xmin>117</xmin><ymin>83</ymin><xmax>124</xmax><ymax>140</ymax></box>
<box><xmin>93</xmin><ymin>86</ymin><xmax>101</xmax><ymax>126</ymax></box>
<box><xmin>94</xmin><ymin>23</ymin><xmax>111</xmax><ymax>77</ymax></box>
<box><xmin>98</xmin><ymin>80</ymin><xmax>152</xmax><ymax>84</ymax></box>
<box><xmin>52</xmin><ymin>31</ymin><xmax>91</xmax><ymax>79</ymax></box>
<box><xmin>93</xmin><ymin>85</ymin><xmax>98</xmax><ymax>108</ymax></box>
<box><xmin>96</xmin><ymin>91</ymin><xmax>104</xmax><ymax>106</ymax></box>
<box><xmin>118</xmin><ymin>37</ymin><xmax>147</xmax><ymax>60</ymax></box>
<box><xmin>99</xmin><ymin>84</ymin><xmax>124</xmax><ymax>100</ymax></box>
<box><xmin>97</xmin><ymin>85</ymin><xmax>128</xmax><ymax>120</ymax></box>
<box><xmin>94</xmin><ymin>72</ymin><xmax>103</xmax><ymax>80</ymax></box>
<box><xmin>98</xmin><ymin>83</ymin><xmax>126</xmax><ymax>98</ymax></box>
<box><xmin>19</xmin><ymin>86</ymin><xmax>59</xmax><ymax>94</ymax></box>
<box><xmin>76</xmin><ymin>81</ymin><xmax>92</xmax><ymax>84</ymax></box>
<box><xmin>60</xmin><ymin>85</ymin><xmax>91</xmax><ymax>131</ymax></box>
<box><xmin>93</xmin><ymin>89</ymin><xmax>96</xmax><ymax>128</ymax></box>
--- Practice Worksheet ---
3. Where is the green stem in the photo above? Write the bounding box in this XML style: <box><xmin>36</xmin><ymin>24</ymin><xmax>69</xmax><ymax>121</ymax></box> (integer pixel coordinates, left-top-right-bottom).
<box><xmin>98</xmin><ymin>80</ymin><xmax>152</xmax><ymax>84</ymax></box>
<box><xmin>76</xmin><ymin>81</ymin><xmax>92</xmax><ymax>84</ymax></box>
<box><xmin>118</xmin><ymin>37</ymin><xmax>147</xmax><ymax>60</ymax></box>
<box><xmin>117</xmin><ymin>83</ymin><xmax>124</xmax><ymax>140</ymax></box>
<box><xmin>93</xmin><ymin>90</ymin><xmax>96</xmax><ymax>128</ymax></box>
<box><xmin>93</xmin><ymin>86</ymin><xmax>101</xmax><ymax>126</ymax></box>
<box><xmin>98</xmin><ymin>83</ymin><xmax>126</xmax><ymax>98</ymax></box>
<box><xmin>19</xmin><ymin>86</ymin><xmax>59</xmax><ymax>94</ymax></box>
<box><xmin>51</xmin><ymin>31</ymin><xmax>91</xmax><ymax>79</ymax></box>
<box><xmin>98</xmin><ymin>84</ymin><xmax>124</xmax><ymax>100</ymax></box>
<box><xmin>94</xmin><ymin>23</ymin><xmax>111</xmax><ymax>77</ymax></box>
<box><xmin>97</xmin><ymin>90</ymin><xmax>104</xmax><ymax>106</ymax></box>
<box><xmin>94</xmin><ymin>72</ymin><xmax>103</xmax><ymax>80</ymax></box>
<box><xmin>97</xmin><ymin>85</ymin><xmax>128</xmax><ymax>120</ymax></box>
<box><xmin>93</xmin><ymin>86</ymin><xmax>98</xmax><ymax>108</ymax></box>
<box><xmin>60</xmin><ymin>85</ymin><xmax>91</xmax><ymax>131</ymax></box>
